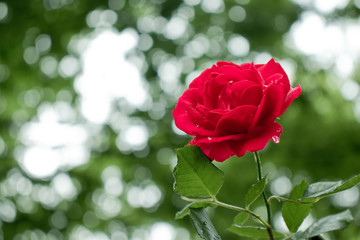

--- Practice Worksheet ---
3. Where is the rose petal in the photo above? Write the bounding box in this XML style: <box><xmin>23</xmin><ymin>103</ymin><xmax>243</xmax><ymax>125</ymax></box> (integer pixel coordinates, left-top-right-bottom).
<box><xmin>216</xmin><ymin>84</ymin><xmax>232</xmax><ymax>109</ymax></box>
<box><xmin>230</xmin><ymin>122</ymin><xmax>283</xmax><ymax>157</ymax></box>
<box><xmin>190</xmin><ymin>133</ymin><xmax>246</xmax><ymax>162</ymax></box>
<box><xmin>231</xmin><ymin>80</ymin><xmax>258</xmax><ymax>99</ymax></box>
<box><xmin>200</xmin><ymin>141</ymin><xmax>236</xmax><ymax>162</ymax></box>
<box><xmin>178</xmin><ymin>88</ymin><xmax>204</xmax><ymax>107</ymax></box>
<box><xmin>254</xmin><ymin>63</ymin><xmax>265</xmax><ymax>70</ymax></box>
<box><xmin>216</xmin><ymin>61</ymin><xmax>240</xmax><ymax>68</ymax></box>
<box><xmin>173</xmin><ymin>89</ymin><xmax>216</xmax><ymax>136</ymax></box>
<box><xmin>238</xmin><ymin>62</ymin><xmax>253</xmax><ymax>70</ymax></box>
<box><xmin>216</xmin><ymin>105</ymin><xmax>257</xmax><ymax>134</ymax></box>
<box><xmin>215</xmin><ymin>65</ymin><xmax>247</xmax><ymax>81</ymax></box>
<box><xmin>279</xmin><ymin>85</ymin><xmax>301</xmax><ymax>115</ymax></box>
<box><xmin>237</xmin><ymin>68</ymin><xmax>263</xmax><ymax>85</ymax></box>
<box><xmin>207</xmin><ymin>109</ymin><xmax>226</xmax><ymax>125</ymax></box>
<box><xmin>215</xmin><ymin>63</ymin><xmax>263</xmax><ymax>84</ymax></box>
<box><xmin>259</xmin><ymin>59</ymin><xmax>290</xmax><ymax>89</ymax></box>
<box><xmin>251</xmin><ymin>81</ymin><xmax>286</xmax><ymax>126</ymax></box>
<box><xmin>238</xmin><ymin>85</ymin><xmax>263</xmax><ymax>106</ymax></box>
<box><xmin>189</xmin><ymin>68</ymin><xmax>212</xmax><ymax>89</ymax></box>
<box><xmin>192</xmin><ymin>132</ymin><xmax>246</xmax><ymax>145</ymax></box>
<box><xmin>264</xmin><ymin>73</ymin><xmax>283</xmax><ymax>85</ymax></box>
<box><xmin>173</xmin><ymin>101</ymin><xmax>216</xmax><ymax>136</ymax></box>
<box><xmin>203</xmin><ymin>73</ymin><xmax>227</xmax><ymax>108</ymax></box>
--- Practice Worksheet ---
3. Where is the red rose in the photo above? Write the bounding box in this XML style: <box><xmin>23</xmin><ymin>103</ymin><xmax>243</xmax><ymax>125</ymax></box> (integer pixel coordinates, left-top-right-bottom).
<box><xmin>173</xmin><ymin>59</ymin><xmax>301</xmax><ymax>162</ymax></box>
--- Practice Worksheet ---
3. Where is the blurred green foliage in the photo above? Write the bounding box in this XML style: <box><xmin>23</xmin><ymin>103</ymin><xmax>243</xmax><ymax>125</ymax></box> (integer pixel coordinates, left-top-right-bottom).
<box><xmin>0</xmin><ymin>0</ymin><xmax>360</xmax><ymax>239</ymax></box>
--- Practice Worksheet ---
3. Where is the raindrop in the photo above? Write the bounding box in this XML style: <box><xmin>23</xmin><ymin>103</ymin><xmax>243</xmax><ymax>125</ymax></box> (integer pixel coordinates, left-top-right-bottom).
<box><xmin>272</xmin><ymin>136</ymin><xmax>280</xmax><ymax>143</ymax></box>
<box><xmin>207</xmin><ymin>137</ymin><xmax>212</xmax><ymax>141</ymax></box>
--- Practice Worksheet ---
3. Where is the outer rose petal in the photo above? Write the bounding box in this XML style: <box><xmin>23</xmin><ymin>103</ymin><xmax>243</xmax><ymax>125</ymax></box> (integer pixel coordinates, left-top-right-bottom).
<box><xmin>258</xmin><ymin>58</ymin><xmax>290</xmax><ymax>89</ymax></box>
<box><xmin>217</xmin><ymin>62</ymin><xmax>263</xmax><ymax>84</ymax></box>
<box><xmin>173</xmin><ymin>88</ymin><xmax>216</xmax><ymax>136</ymax></box>
<box><xmin>197</xmin><ymin>141</ymin><xmax>236</xmax><ymax>162</ymax></box>
<box><xmin>189</xmin><ymin>68</ymin><xmax>212</xmax><ymax>89</ymax></box>
<box><xmin>252</xmin><ymin>81</ymin><xmax>286</xmax><ymax>127</ymax></box>
<box><xmin>191</xmin><ymin>133</ymin><xmax>246</xmax><ymax>145</ymax></box>
<box><xmin>190</xmin><ymin>134</ymin><xmax>246</xmax><ymax>162</ymax></box>
<box><xmin>215</xmin><ymin>65</ymin><xmax>247</xmax><ymax>81</ymax></box>
<box><xmin>173</xmin><ymin>101</ymin><xmax>217</xmax><ymax>136</ymax></box>
<box><xmin>279</xmin><ymin>85</ymin><xmax>301</xmax><ymax>116</ymax></box>
<box><xmin>231</xmin><ymin>122</ymin><xmax>283</xmax><ymax>158</ymax></box>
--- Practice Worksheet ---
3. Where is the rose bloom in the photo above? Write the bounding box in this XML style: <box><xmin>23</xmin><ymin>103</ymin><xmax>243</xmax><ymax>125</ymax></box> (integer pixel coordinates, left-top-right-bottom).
<box><xmin>173</xmin><ymin>59</ymin><xmax>301</xmax><ymax>162</ymax></box>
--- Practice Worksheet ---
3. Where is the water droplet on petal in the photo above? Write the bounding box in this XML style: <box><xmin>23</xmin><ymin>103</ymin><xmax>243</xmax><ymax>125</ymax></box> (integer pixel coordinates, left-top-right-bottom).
<box><xmin>207</xmin><ymin>137</ymin><xmax>212</xmax><ymax>141</ymax></box>
<box><xmin>196</xmin><ymin>124</ymin><xmax>200</xmax><ymax>128</ymax></box>
<box><xmin>272</xmin><ymin>136</ymin><xmax>280</xmax><ymax>143</ymax></box>
<box><xmin>229</xmin><ymin>80</ymin><xmax>233</xmax><ymax>84</ymax></box>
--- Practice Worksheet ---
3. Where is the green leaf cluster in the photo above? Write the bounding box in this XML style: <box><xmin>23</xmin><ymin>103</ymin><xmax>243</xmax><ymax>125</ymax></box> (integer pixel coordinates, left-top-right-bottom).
<box><xmin>280</xmin><ymin>174</ymin><xmax>360</xmax><ymax>239</ymax></box>
<box><xmin>173</xmin><ymin>146</ymin><xmax>360</xmax><ymax>240</ymax></box>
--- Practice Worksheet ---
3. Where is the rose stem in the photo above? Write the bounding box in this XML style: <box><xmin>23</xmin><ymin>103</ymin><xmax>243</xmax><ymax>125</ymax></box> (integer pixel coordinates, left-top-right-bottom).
<box><xmin>253</xmin><ymin>151</ymin><xmax>274</xmax><ymax>240</ymax></box>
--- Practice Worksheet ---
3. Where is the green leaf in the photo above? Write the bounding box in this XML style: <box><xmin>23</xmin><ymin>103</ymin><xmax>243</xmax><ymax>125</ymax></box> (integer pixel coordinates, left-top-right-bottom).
<box><xmin>302</xmin><ymin>173</ymin><xmax>360</xmax><ymax>199</ymax></box>
<box><xmin>175</xmin><ymin>202</ymin><xmax>216</xmax><ymax>220</ymax></box>
<box><xmin>190</xmin><ymin>208</ymin><xmax>222</xmax><ymax>240</ymax></box>
<box><xmin>293</xmin><ymin>210</ymin><xmax>353</xmax><ymax>239</ymax></box>
<box><xmin>282</xmin><ymin>180</ymin><xmax>313</xmax><ymax>233</ymax></box>
<box><xmin>302</xmin><ymin>181</ymin><xmax>342</xmax><ymax>199</ymax></box>
<box><xmin>173</xmin><ymin>146</ymin><xmax>224</xmax><ymax>198</ymax></box>
<box><xmin>234</xmin><ymin>211</ymin><xmax>250</xmax><ymax>225</ymax></box>
<box><xmin>245</xmin><ymin>178</ymin><xmax>267</xmax><ymax>208</ymax></box>
<box><xmin>229</xmin><ymin>225</ymin><xmax>285</xmax><ymax>239</ymax></box>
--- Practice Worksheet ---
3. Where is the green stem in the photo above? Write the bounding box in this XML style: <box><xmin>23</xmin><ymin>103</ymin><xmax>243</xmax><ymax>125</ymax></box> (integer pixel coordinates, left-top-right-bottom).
<box><xmin>181</xmin><ymin>196</ymin><xmax>272</xmax><ymax>230</ymax></box>
<box><xmin>214</xmin><ymin>200</ymin><xmax>271</xmax><ymax>229</ymax></box>
<box><xmin>267</xmin><ymin>195</ymin><xmax>314</xmax><ymax>205</ymax></box>
<box><xmin>253</xmin><ymin>151</ymin><xmax>273</xmax><ymax>240</ymax></box>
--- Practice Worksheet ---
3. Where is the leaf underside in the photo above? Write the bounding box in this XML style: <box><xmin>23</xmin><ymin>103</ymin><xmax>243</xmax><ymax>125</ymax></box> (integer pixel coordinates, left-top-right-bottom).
<box><xmin>302</xmin><ymin>173</ymin><xmax>360</xmax><ymax>199</ymax></box>
<box><xmin>293</xmin><ymin>210</ymin><xmax>353</xmax><ymax>239</ymax></box>
<box><xmin>190</xmin><ymin>208</ymin><xmax>222</xmax><ymax>240</ymax></box>
<box><xmin>176</xmin><ymin>202</ymin><xmax>216</xmax><ymax>220</ymax></box>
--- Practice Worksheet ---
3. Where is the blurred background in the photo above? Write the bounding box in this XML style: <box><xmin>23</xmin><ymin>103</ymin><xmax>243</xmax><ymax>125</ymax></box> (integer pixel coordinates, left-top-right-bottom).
<box><xmin>0</xmin><ymin>0</ymin><xmax>360</xmax><ymax>239</ymax></box>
